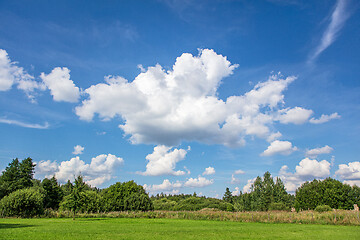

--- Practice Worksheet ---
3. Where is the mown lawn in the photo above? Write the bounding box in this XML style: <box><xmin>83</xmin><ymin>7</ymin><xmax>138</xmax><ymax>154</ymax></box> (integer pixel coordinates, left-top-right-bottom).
<box><xmin>0</xmin><ymin>218</ymin><xmax>359</xmax><ymax>240</ymax></box>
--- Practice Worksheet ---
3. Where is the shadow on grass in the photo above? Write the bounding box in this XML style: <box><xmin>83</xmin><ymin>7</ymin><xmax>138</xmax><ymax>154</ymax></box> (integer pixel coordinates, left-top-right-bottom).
<box><xmin>0</xmin><ymin>223</ymin><xmax>34</xmax><ymax>229</ymax></box>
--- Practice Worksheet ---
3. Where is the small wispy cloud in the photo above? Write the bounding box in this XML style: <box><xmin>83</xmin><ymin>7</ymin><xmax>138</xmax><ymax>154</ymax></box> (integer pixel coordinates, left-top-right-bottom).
<box><xmin>308</xmin><ymin>0</ymin><xmax>350</xmax><ymax>63</ymax></box>
<box><xmin>0</xmin><ymin>117</ymin><xmax>49</xmax><ymax>129</ymax></box>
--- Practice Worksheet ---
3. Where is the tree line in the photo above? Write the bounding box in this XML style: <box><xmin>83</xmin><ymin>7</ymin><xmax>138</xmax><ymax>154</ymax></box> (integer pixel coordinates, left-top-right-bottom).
<box><xmin>0</xmin><ymin>158</ymin><xmax>152</xmax><ymax>217</ymax></box>
<box><xmin>0</xmin><ymin>157</ymin><xmax>359</xmax><ymax>217</ymax></box>
<box><xmin>223</xmin><ymin>171</ymin><xmax>360</xmax><ymax>212</ymax></box>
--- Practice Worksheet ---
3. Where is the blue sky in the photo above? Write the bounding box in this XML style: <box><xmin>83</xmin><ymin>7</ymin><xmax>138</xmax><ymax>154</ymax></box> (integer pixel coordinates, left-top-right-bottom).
<box><xmin>0</xmin><ymin>0</ymin><xmax>359</xmax><ymax>197</ymax></box>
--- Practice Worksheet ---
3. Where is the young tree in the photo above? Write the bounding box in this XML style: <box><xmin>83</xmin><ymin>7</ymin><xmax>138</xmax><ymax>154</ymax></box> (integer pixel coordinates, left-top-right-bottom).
<box><xmin>61</xmin><ymin>180</ymin><xmax>73</xmax><ymax>196</ymax></box>
<box><xmin>223</xmin><ymin>187</ymin><xmax>233</xmax><ymax>203</ymax></box>
<box><xmin>42</xmin><ymin>176</ymin><xmax>63</xmax><ymax>209</ymax></box>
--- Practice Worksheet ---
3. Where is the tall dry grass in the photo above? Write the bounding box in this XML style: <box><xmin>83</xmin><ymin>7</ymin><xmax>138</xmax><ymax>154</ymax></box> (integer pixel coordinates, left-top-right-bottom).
<box><xmin>39</xmin><ymin>209</ymin><xmax>360</xmax><ymax>226</ymax></box>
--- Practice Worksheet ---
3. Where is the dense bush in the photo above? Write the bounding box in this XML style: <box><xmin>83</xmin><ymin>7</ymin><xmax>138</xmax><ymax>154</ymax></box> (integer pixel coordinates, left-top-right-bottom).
<box><xmin>314</xmin><ymin>205</ymin><xmax>332</xmax><ymax>213</ymax></box>
<box><xmin>103</xmin><ymin>181</ymin><xmax>153</xmax><ymax>211</ymax></box>
<box><xmin>60</xmin><ymin>190</ymin><xmax>104</xmax><ymax>213</ymax></box>
<box><xmin>153</xmin><ymin>198</ymin><xmax>177</xmax><ymax>210</ymax></box>
<box><xmin>0</xmin><ymin>187</ymin><xmax>44</xmax><ymax>217</ymax></box>
<box><xmin>152</xmin><ymin>194</ymin><xmax>230</xmax><ymax>211</ymax></box>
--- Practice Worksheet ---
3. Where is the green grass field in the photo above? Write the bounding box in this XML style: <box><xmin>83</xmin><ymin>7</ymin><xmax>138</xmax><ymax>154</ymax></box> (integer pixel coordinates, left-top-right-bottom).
<box><xmin>1</xmin><ymin>218</ymin><xmax>359</xmax><ymax>240</ymax></box>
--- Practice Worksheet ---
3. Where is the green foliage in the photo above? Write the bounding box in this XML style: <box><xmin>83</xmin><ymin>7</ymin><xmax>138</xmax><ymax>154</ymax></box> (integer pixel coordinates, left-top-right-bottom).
<box><xmin>152</xmin><ymin>194</ymin><xmax>229</xmax><ymax>211</ymax></box>
<box><xmin>232</xmin><ymin>172</ymin><xmax>293</xmax><ymax>211</ymax></box>
<box><xmin>42</xmin><ymin>176</ymin><xmax>63</xmax><ymax>210</ymax></box>
<box><xmin>61</xmin><ymin>180</ymin><xmax>74</xmax><ymax>196</ymax></box>
<box><xmin>102</xmin><ymin>180</ymin><xmax>153</xmax><ymax>211</ymax></box>
<box><xmin>60</xmin><ymin>190</ymin><xmax>104</xmax><ymax>213</ymax></box>
<box><xmin>315</xmin><ymin>205</ymin><xmax>332</xmax><ymax>212</ymax></box>
<box><xmin>0</xmin><ymin>157</ymin><xmax>36</xmax><ymax>199</ymax></box>
<box><xmin>226</xmin><ymin>203</ymin><xmax>235</xmax><ymax>212</ymax></box>
<box><xmin>124</xmin><ymin>192</ymin><xmax>153</xmax><ymax>211</ymax></box>
<box><xmin>0</xmin><ymin>187</ymin><xmax>44</xmax><ymax>217</ymax></box>
<box><xmin>295</xmin><ymin>178</ymin><xmax>357</xmax><ymax>211</ymax></box>
<box><xmin>59</xmin><ymin>175</ymin><xmax>101</xmax><ymax>214</ymax></box>
<box><xmin>153</xmin><ymin>198</ymin><xmax>177</xmax><ymax>210</ymax></box>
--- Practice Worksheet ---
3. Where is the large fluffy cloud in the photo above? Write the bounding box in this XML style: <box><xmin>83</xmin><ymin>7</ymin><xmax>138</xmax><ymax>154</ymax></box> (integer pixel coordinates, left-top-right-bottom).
<box><xmin>278</xmin><ymin>158</ymin><xmax>331</xmax><ymax>192</ymax></box>
<box><xmin>40</xmin><ymin>67</ymin><xmax>80</xmax><ymax>103</ymax></box>
<box><xmin>261</xmin><ymin>140</ymin><xmax>298</xmax><ymax>156</ymax></box>
<box><xmin>138</xmin><ymin>145</ymin><xmax>189</xmax><ymax>176</ymax></box>
<box><xmin>74</xmin><ymin>49</ymin><xmax>336</xmax><ymax>147</ymax></box>
<box><xmin>35</xmin><ymin>154</ymin><xmax>124</xmax><ymax>187</ymax></box>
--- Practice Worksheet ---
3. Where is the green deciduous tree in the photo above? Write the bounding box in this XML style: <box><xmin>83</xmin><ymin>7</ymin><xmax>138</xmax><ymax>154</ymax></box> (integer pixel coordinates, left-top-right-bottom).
<box><xmin>294</xmin><ymin>178</ymin><xmax>358</xmax><ymax>211</ymax></box>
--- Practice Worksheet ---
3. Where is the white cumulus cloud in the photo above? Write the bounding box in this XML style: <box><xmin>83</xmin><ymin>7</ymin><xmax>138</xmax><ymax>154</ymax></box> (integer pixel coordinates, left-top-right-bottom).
<box><xmin>202</xmin><ymin>166</ymin><xmax>215</xmax><ymax>175</ymax></box>
<box><xmin>72</xmin><ymin>49</ymin><xmax>337</xmax><ymax>148</ymax></box>
<box><xmin>305</xmin><ymin>145</ymin><xmax>333</xmax><ymax>158</ymax></box>
<box><xmin>279</xmin><ymin>158</ymin><xmax>331</xmax><ymax>192</ymax></box>
<box><xmin>35</xmin><ymin>154</ymin><xmax>124</xmax><ymax>187</ymax></box>
<box><xmin>336</xmin><ymin>162</ymin><xmax>360</xmax><ymax>181</ymax></box>
<box><xmin>232</xmin><ymin>187</ymin><xmax>241</xmax><ymax>196</ymax></box>
<box><xmin>261</xmin><ymin>140</ymin><xmax>298</xmax><ymax>156</ymax></box>
<box><xmin>138</xmin><ymin>145</ymin><xmax>189</xmax><ymax>176</ymax></box>
<box><xmin>143</xmin><ymin>179</ymin><xmax>182</xmax><ymax>192</ymax></box>
<box><xmin>35</xmin><ymin>160</ymin><xmax>59</xmax><ymax>178</ymax></box>
<box><xmin>72</xmin><ymin>145</ymin><xmax>85</xmax><ymax>155</ymax></box>
<box><xmin>242</xmin><ymin>178</ymin><xmax>256</xmax><ymax>193</ymax></box>
<box><xmin>277</xmin><ymin>107</ymin><xmax>313</xmax><ymax>125</ymax></box>
<box><xmin>74</xmin><ymin>49</ymin><xmax>336</xmax><ymax>148</ymax></box>
<box><xmin>0</xmin><ymin>49</ymin><xmax>44</xmax><ymax>101</ymax></box>
<box><xmin>184</xmin><ymin>176</ymin><xmax>214</xmax><ymax>188</ymax></box>
<box><xmin>40</xmin><ymin>67</ymin><xmax>80</xmax><ymax>103</ymax></box>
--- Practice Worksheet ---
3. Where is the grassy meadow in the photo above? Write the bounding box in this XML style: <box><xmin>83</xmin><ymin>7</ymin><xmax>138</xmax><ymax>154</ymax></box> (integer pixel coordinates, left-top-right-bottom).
<box><xmin>1</xmin><ymin>217</ymin><xmax>360</xmax><ymax>240</ymax></box>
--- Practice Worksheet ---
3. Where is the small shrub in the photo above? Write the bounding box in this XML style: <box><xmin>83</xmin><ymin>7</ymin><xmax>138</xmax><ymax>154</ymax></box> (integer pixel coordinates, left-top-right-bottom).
<box><xmin>226</xmin><ymin>203</ymin><xmax>235</xmax><ymax>212</ymax></box>
<box><xmin>0</xmin><ymin>187</ymin><xmax>44</xmax><ymax>217</ymax></box>
<box><xmin>315</xmin><ymin>205</ymin><xmax>332</xmax><ymax>212</ymax></box>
